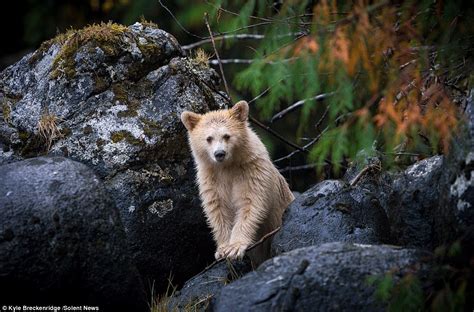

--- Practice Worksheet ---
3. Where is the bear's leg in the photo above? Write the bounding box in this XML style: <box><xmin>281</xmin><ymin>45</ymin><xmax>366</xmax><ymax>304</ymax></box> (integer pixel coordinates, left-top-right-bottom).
<box><xmin>203</xmin><ymin>199</ymin><xmax>233</xmax><ymax>259</ymax></box>
<box><xmin>222</xmin><ymin>203</ymin><xmax>264</xmax><ymax>260</ymax></box>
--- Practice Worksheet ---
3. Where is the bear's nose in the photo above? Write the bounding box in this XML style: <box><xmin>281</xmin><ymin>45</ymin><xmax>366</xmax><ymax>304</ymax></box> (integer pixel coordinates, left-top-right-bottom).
<box><xmin>214</xmin><ymin>150</ymin><xmax>226</xmax><ymax>162</ymax></box>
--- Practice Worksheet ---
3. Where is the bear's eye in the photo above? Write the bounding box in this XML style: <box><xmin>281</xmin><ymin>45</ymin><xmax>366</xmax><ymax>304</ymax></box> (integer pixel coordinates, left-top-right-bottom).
<box><xmin>206</xmin><ymin>136</ymin><xmax>213</xmax><ymax>143</ymax></box>
<box><xmin>223</xmin><ymin>134</ymin><xmax>230</xmax><ymax>140</ymax></box>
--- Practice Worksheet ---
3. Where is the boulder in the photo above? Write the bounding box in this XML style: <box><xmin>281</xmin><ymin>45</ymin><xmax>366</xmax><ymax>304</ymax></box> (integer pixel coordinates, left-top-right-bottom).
<box><xmin>380</xmin><ymin>156</ymin><xmax>445</xmax><ymax>249</ymax></box>
<box><xmin>0</xmin><ymin>156</ymin><xmax>147</xmax><ymax>311</ymax></box>
<box><xmin>435</xmin><ymin>89</ymin><xmax>474</xmax><ymax>244</ymax></box>
<box><xmin>0</xmin><ymin>22</ymin><xmax>225</xmax><ymax>289</ymax></box>
<box><xmin>170</xmin><ymin>259</ymin><xmax>252</xmax><ymax>311</ymax></box>
<box><xmin>272</xmin><ymin>180</ymin><xmax>391</xmax><ymax>255</ymax></box>
<box><xmin>214</xmin><ymin>242</ymin><xmax>427</xmax><ymax>312</ymax></box>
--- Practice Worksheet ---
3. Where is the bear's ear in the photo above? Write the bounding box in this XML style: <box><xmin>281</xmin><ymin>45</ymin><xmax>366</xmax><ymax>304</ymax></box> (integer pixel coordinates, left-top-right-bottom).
<box><xmin>231</xmin><ymin>100</ymin><xmax>249</xmax><ymax>122</ymax></box>
<box><xmin>181</xmin><ymin>111</ymin><xmax>201</xmax><ymax>131</ymax></box>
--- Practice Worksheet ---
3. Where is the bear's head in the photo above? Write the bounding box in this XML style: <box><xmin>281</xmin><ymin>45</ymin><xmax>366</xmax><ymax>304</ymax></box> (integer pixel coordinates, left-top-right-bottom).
<box><xmin>181</xmin><ymin>101</ymin><xmax>249</xmax><ymax>165</ymax></box>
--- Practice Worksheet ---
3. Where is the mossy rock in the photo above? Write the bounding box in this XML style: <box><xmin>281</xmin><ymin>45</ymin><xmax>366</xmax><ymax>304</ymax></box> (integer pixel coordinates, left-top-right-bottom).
<box><xmin>110</xmin><ymin>130</ymin><xmax>143</xmax><ymax>146</ymax></box>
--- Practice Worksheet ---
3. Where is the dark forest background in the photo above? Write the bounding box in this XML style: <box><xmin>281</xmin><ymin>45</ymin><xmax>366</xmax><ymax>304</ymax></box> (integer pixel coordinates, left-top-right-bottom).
<box><xmin>1</xmin><ymin>0</ymin><xmax>473</xmax><ymax>191</ymax></box>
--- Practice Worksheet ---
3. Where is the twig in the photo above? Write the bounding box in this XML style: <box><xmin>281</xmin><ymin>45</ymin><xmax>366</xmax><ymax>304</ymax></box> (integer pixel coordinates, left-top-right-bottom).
<box><xmin>182</xmin><ymin>33</ymin><xmax>265</xmax><ymax>50</ymax></box>
<box><xmin>209</xmin><ymin>57</ymin><xmax>298</xmax><ymax>66</ymax></box>
<box><xmin>197</xmin><ymin>227</ymin><xmax>282</xmax><ymax>275</ymax></box>
<box><xmin>271</xmin><ymin>92</ymin><xmax>334</xmax><ymax>123</ymax></box>
<box><xmin>248</xmin><ymin>85</ymin><xmax>273</xmax><ymax>104</ymax></box>
<box><xmin>204</xmin><ymin>12</ymin><xmax>231</xmax><ymax>106</ymax></box>
<box><xmin>246</xmin><ymin>226</ymin><xmax>281</xmax><ymax>252</ymax></box>
<box><xmin>349</xmin><ymin>162</ymin><xmax>382</xmax><ymax>186</ymax></box>
<box><xmin>209</xmin><ymin>59</ymin><xmax>254</xmax><ymax>65</ymax></box>
<box><xmin>183</xmin><ymin>32</ymin><xmax>303</xmax><ymax>51</ymax></box>
<box><xmin>278</xmin><ymin>163</ymin><xmax>318</xmax><ymax>173</ymax></box>
<box><xmin>158</xmin><ymin>0</ymin><xmax>205</xmax><ymax>39</ymax></box>
<box><xmin>249</xmin><ymin>117</ymin><xmax>307</xmax><ymax>153</ymax></box>
<box><xmin>273</xmin><ymin>107</ymin><xmax>330</xmax><ymax>163</ymax></box>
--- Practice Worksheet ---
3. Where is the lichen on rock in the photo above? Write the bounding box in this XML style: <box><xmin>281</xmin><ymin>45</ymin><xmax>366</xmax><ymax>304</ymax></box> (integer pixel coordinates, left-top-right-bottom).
<box><xmin>0</xmin><ymin>21</ymin><xmax>226</xmax><ymax>292</ymax></box>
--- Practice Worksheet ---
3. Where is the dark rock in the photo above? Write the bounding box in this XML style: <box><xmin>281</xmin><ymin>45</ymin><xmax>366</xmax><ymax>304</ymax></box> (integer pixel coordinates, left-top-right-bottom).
<box><xmin>170</xmin><ymin>259</ymin><xmax>253</xmax><ymax>311</ymax></box>
<box><xmin>380</xmin><ymin>156</ymin><xmax>444</xmax><ymax>249</ymax></box>
<box><xmin>435</xmin><ymin>90</ymin><xmax>474</xmax><ymax>243</ymax></box>
<box><xmin>214</xmin><ymin>242</ymin><xmax>427</xmax><ymax>312</ymax></box>
<box><xmin>272</xmin><ymin>180</ymin><xmax>391</xmax><ymax>255</ymax></box>
<box><xmin>0</xmin><ymin>156</ymin><xmax>147</xmax><ymax>311</ymax></box>
<box><xmin>0</xmin><ymin>22</ymin><xmax>225</xmax><ymax>290</ymax></box>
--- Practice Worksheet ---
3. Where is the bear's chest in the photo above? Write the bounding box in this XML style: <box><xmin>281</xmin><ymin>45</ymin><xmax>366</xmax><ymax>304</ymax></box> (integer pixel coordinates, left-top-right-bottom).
<box><xmin>214</xmin><ymin>170</ymin><xmax>246</xmax><ymax>210</ymax></box>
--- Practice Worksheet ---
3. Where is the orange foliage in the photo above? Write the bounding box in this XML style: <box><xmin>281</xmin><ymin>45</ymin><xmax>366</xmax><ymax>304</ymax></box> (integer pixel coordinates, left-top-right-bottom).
<box><xmin>287</xmin><ymin>0</ymin><xmax>459</xmax><ymax>154</ymax></box>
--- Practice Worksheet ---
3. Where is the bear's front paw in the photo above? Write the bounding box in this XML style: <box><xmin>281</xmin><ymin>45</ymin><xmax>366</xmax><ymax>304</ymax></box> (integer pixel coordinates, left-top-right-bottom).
<box><xmin>222</xmin><ymin>241</ymin><xmax>248</xmax><ymax>260</ymax></box>
<box><xmin>214</xmin><ymin>245</ymin><xmax>228</xmax><ymax>260</ymax></box>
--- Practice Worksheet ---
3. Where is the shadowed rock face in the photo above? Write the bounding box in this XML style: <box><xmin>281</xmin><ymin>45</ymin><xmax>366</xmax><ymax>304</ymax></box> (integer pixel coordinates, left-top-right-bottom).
<box><xmin>214</xmin><ymin>243</ymin><xmax>428</xmax><ymax>312</ymax></box>
<box><xmin>0</xmin><ymin>157</ymin><xmax>147</xmax><ymax>311</ymax></box>
<box><xmin>0</xmin><ymin>22</ymin><xmax>225</xmax><ymax>291</ymax></box>
<box><xmin>170</xmin><ymin>259</ymin><xmax>253</xmax><ymax>311</ymax></box>
<box><xmin>272</xmin><ymin>180</ymin><xmax>391</xmax><ymax>255</ymax></box>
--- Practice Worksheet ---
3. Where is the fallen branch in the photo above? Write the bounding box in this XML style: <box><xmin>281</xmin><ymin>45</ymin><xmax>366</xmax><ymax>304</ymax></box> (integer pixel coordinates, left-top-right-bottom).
<box><xmin>271</xmin><ymin>92</ymin><xmax>334</xmax><ymax>123</ymax></box>
<box><xmin>197</xmin><ymin>227</ymin><xmax>282</xmax><ymax>275</ymax></box>
<box><xmin>349</xmin><ymin>161</ymin><xmax>382</xmax><ymax>186</ymax></box>
<box><xmin>246</xmin><ymin>226</ymin><xmax>281</xmax><ymax>252</ymax></box>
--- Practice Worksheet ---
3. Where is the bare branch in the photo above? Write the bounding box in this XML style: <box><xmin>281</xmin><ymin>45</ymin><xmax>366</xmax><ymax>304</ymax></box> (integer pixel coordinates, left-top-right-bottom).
<box><xmin>349</xmin><ymin>161</ymin><xmax>382</xmax><ymax>186</ymax></box>
<box><xmin>182</xmin><ymin>34</ymin><xmax>265</xmax><ymax>50</ymax></box>
<box><xmin>209</xmin><ymin>57</ymin><xmax>298</xmax><ymax>65</ymax></box>
<box><xmin>209</xmin><ymin>59</ymin><xmax>254</xmax><ymax>65</ymax></box>
<box><xmin>273</xmin><ymin>107</ymin><xmax>333</xmax><ymax>163</ymax></box>
<box><xmin>246</xmin><ymin>227</ymin><xmax>281</xmax><ymax>252</ymax></box>
<box><xmin>158</xmin><ymin>0</ymin><xmax>205</xmax><ymax>39</ymax></box>
<box><xmin>278</xmin><ymin>163</ymin><xmax>318</xmax><ymax>173</ymax></box>
<box><xmin>249</xmin><ymin>117</ymin><xmax>307</xmax><ymax>153</ymax></box>
<box><xmin>196</xmin><ymin>227</ymin><xmax>281</xmax><ymax>275</ymax></box>
<box><xmin>271</xmin><ymin>92</ymin><xmax>334</xmax><ymax>123</ymax></box>
<box><xmin>204</xmin><ymin>12</ymin><xmax>232</xmax><ymax>106</ymax></box>
<box><xmin>183</xmin><ymin>32</ymin><xmax>304</xmax><ymax>51</ymax></box>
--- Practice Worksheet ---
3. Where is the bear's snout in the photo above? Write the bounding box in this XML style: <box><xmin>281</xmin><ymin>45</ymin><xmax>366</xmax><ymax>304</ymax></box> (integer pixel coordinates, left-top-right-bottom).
<box><xmin>214</xmin><ymin>150</ymin><xmax>226</xmax><ymax>162</ymax></box>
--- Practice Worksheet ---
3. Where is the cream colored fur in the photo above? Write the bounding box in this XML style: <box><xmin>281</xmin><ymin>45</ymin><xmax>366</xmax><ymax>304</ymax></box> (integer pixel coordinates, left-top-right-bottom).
<box><xmin>181</xmin><ymin>101</ymin><xmax>294</xmax><ymax>266</ymax></box>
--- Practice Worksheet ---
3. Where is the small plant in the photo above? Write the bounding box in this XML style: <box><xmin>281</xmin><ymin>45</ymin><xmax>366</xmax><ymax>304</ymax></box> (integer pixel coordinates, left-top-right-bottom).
<box><xmin>50</xmin><ymin>22</ymin><xmax>128</xmax><ymax>79</ymax></box>
<box><xmin>367</xmin><ymin>240</ymin><xmax>473</xmax><ymax>311</ymax></box>
<box><xmin>150</xmin><ymin>278</ymin><xmax>178</xmax><ymax>312</ymax></box>
<box><xmin>192</xmin><ymin>48</ymin><xmax>211</xmax><ymax>68</ymax></box>
<box><xmin>37</xmin><ymin>112</ymin><xmax>63</xmax><ymax>151</ymax></box>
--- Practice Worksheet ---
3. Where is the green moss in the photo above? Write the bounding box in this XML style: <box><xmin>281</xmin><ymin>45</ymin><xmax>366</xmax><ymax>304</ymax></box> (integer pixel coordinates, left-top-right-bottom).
<box><xmin>112</xmin><ymin>83</ymin><xmax>129</xmax><ymax>103</ymax></box>
<box><xmin>18</xmin><ymin>131</ymin><xmax>30</xmax><ymax>142</ymax></box>
<box><xmin>112</xmin><ymin>84</ymin><xmax>142</xmax><ymax>117</ymax></box>
<box><xmin>137</xmin><ymin>42</ymin><xmax>161</xmax><ymax>58</ymax></box>
<box><xmin>140</xmin><ymin>117</ymin><xmax>162</xmax><ymax>138</ymax></box>
<box><xmin>83</xmin><ymin>125</ymin><xmax>93</xmax><ymax>135</ymax></box>
<box><xmin>2</xmin><ymin>101</ymin><xmax>11</xmax><ymax>124</ymax></box>
<box><xmin>117</xmin><ymin>109</ymin><xmax>139</xmax><ymax>118</ymax></box>
<box><xmin>93</xmin><ymin>75</ymin><xmax>109</xmax><ymax>94</ymax></box>
<box><xmin>96</xmin><ymin>138</ymin><xmax>105</xmax><ymax>148</ymax></box>
<box><xmin>110</xmin><ymin>130</ymin><xmax>143</xmax><ymax>145</ymax></box>
<box><xmin>61</xmin><ymin>127</ymin><xmax>72</xmax><ymax>137</ymax></box>
<box><xmin>49</xmin><ymin>22</ymin><xmax>128</xmax><ymax>79</ymax></box>
<box><xmin>139</xmin><ymin>16</ymin><xmax>159</xmax><ymax>29</ymax></box>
